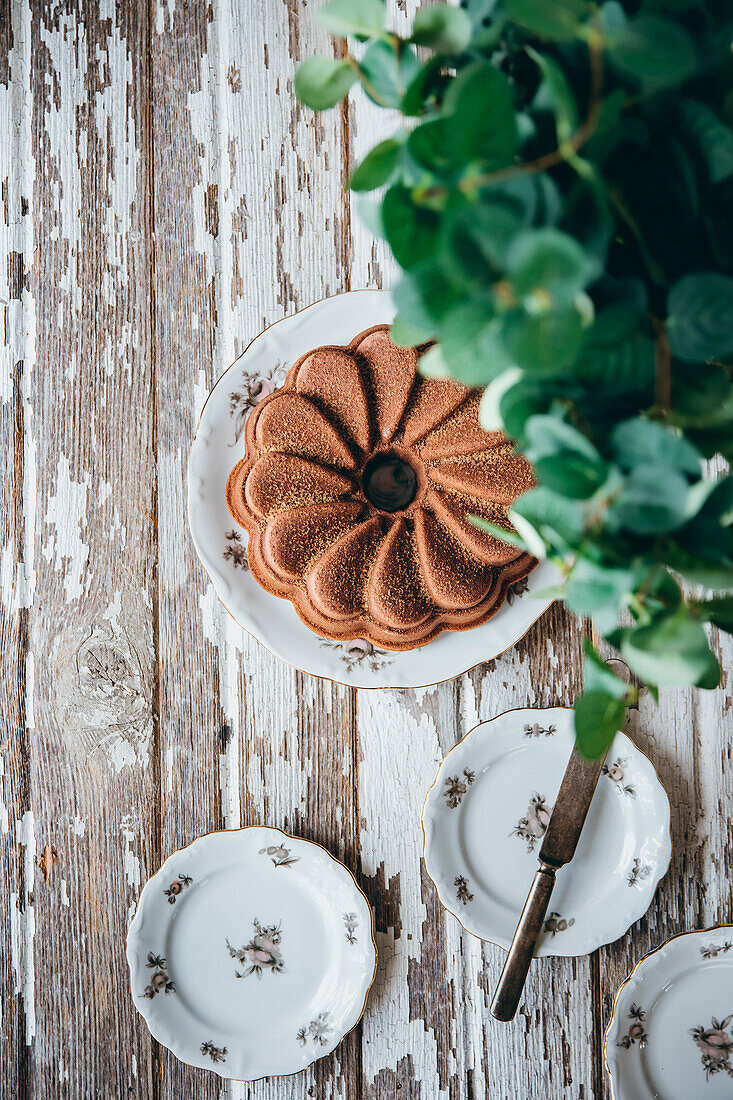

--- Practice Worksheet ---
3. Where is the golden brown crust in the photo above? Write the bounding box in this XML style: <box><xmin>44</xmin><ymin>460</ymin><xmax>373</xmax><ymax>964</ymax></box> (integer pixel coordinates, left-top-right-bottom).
<box><xmin>225</xmin><ymin>324</ymin><xmax>536</xmax><ymax>651</ymax></box>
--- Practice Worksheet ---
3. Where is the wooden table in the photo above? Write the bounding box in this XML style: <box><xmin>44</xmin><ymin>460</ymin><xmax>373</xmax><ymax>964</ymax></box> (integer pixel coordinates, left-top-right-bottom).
<box><xmin>2</xmin><ymin>2</ymin><xmax>731</xmax><ymax>1096</ymax></box>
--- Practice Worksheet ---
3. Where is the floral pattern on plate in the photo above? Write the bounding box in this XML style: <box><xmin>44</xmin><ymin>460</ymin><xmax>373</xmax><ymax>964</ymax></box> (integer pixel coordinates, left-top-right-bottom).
<box><xmin>127</xmin><ymin>826</ymin><xmax>376</xmax><ymax>1081</ymax></box>
<box><xmin>143</xmin><ymin>952</ymin><xmax>175</xmax><ymax>999</ymax></box>
<box><xmin>616</xmin><ymin>1003</ymin><xmax>648</xmax><ymax>1049</ymax></box>
<box><xmin>201</xmin><ymin>1041</ymin><xmax>228</xmax><ymax>1064</ymax></box>
<box><xmin>443</xmin><ymin>769</ymin><xmax>475</xmax><ymax>808</ymax></box>
<box><xmin>164</xmin><ymin>873</ymin><xmax>192</xmax><ymax>904</ymax></box>
<box><xmin>690</xmin><ymin>1016</ymin><xmax>733</xmax><ymax>1080</ymax></box>
<box><xmin>319</xmin><ymin>638</ymin><xmax>392</xmax><ymax>673</ymax></box>
<box><xmin>423</xmin><ymin>708</ymin><xmax>671</xmax><ymax>960</ymax></box>
<box><xmin>605</xmin><ymin>926</ymin><xmax>733</xmax><ymax>1100</ymax></box>
<box><xmin>227</xmin><ymin>919</ymin><xmax>285</xmax><ymax>979</ymax></box>
<box><xmin>260</xmin><ymin>843</ymin><xmax>299</xmax><ymax>867</ymax></box>
<box><xmin>188</xmin><ymin>291</ymin><xmax>558</xmax><ymax>690</ymax></box>
<box><xmin>296</xmin><ymin>1012</ymin><xmax>332</xmax><ymax>1047</ymax></box>
<box><xmin>511</xmin><ymin>792</ymin><xmax>552</xmax><ymax>852</ymax></box>
<box><xmin>603</xmin><ymin>757</ymin><xmax>635</xmax><ymax>797</ymax></box>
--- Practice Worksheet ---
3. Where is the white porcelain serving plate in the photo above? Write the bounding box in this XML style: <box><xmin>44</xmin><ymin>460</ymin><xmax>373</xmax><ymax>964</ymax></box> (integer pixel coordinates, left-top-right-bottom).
<box><xmin>188</xmin><ymin>289</ymin><xmax>556</xmax><ymax>689</ymax></box>
<box><xmin>127</xmin><ymin>827</ymin><xmax>376</xmax><ymax>1081</ymax></box>
<box><xmin>422</xmin><ymin>707</ymin><xmax>671</xmax><ymax>957</ymax></box>
<box><xmin>605</xmin><ymin>927</ymin><xmax>733</xmax><ymax>1100</ymax></box>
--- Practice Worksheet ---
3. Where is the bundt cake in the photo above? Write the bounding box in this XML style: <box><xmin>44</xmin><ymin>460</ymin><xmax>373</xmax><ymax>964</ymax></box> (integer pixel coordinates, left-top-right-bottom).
<box><xmin>225</xmin><ymin>324</ymin><xmax>536</xmax><ymax>650</ymax></box>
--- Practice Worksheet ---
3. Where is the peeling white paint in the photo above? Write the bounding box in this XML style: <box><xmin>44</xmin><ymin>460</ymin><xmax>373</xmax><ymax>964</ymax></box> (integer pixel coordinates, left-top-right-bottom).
<box><xmin>11</xmin><ymin>810</ymin><xmax>36</xmax><ymax>1045</ymax></box>
<box><xmin>60</xmin><ymin>879</ymin><xmax>70</xmax><ymax>906</ymax></box>
<box><xmin>70</xmin><ymin>815</ymin><xmax>86</xmax><ymax>837</ymax></box>
<box><xmin>120</xmin><ymin>815</ymin><xmax>141</xmax><ymax>890</ymax></box>
<box><xmin>44</xmin><ymin>455</ymin><xmax>90</xmax><ymax>602</ymax></box>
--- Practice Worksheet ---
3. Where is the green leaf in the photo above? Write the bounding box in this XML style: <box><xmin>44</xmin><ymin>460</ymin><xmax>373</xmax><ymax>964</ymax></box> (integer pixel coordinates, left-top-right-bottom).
<box><xmin>566</xmin><ymin>560</ymin><xmax>634</xmax><ymax>630</ymax></box>
<box><xmin>695</xmin><ymin>595</ymin><xmax>733</xmax><ymax>630</ymax></box>
<box><xmin>510</xmin><ymin>485</ymin><xmax>585</xmax><ymax>551</ymax></box>
<box><xmin>505</xmin><ymin>0</ymin><xmax>585</xmax><ymax>40</ymax></box>
<box><xmin>608</xmin><ymin>16</ymin><xmax>697</xmax><ymax>89</ymax></box>
<box><xmin>382</xmin><ymin>185</ymin><xmax>440</xmax><ymax>270</ymax></box>
<box><xmin>667</xmin><ymin>274</ymin><xmax>733</xmax><ymax>362</ymax></box>
<box><xmin>536</xmin><ymin>453</ymin><xmax>608</xmax><ymax>499</ymax></box>
<box><xmin>583</xmin><ymin>640</ymin><xmax>635</xmax><ymax>701</ymax></box>
<box><xmin>570</xmin><ymin>306</ymin><xmax>655</xmax><ymax>394</ymax></box>
<box><xmin>410</xmin><ymin>5</ymin><xmax>472</xmax><ymax>53</ymax></box>
<box><xmin>295</xmin><ymin>57</ymin><xmax>356</xmax><ymax>110</ymax></box>
<box><xmin>401</xmin><ymin>58</ymin><xmax>448</xmax><ymax>117</ymax></box>
<box><xmin>444</xmin><ymin>62</ymin><xmax>517</xmax><ymax>168</ymax></box>
<box><xmin>610</xmin><ymin>418</ymin><xmax>702</xmax><ymax>476</ymax></box>
<box><xmin>574</xmin><ymin>691</ymin><xmax>627</xmax><ymax>760</ymax></box>
<box><xmin>678</xmin><ymin>100</ymin><xmax>733</xmax><ymax>185</ymax></box>
<box><xmin>350</xmin><ymin>138</ymin><xmax>402</xmax><ymax>191</ymax></box>
<box><xmin>360</xmin><ymin>40</ymin><xmax>421</xmax><ymax>109</ymax></box>
<box><xmin>528</xmin><ymin>47</ymin><xmax>578</xmax><ymax>143</ymax></box>
<box><xmin>316</xmin><ymin>0</ymin><xmax>385</xmax><ymax>38</ymax></box>
<box><xmin>407</xmin><ymin>118</ymin><xmax>454</xmax><ymax>175</ymax></box>
<box><xmin>621</xmin><ymin>610</ymin><xmax>715</xmax><ymax>687</ymax></box>
<box><xmin>506</xmin><ymin>228</ymin><xmax>599</xmax><ymax>302</ymax></box>
<box><xmin>469</xmin><ymin>515</ymin><xmax>527</xmax><ymax>550</ymax></box>
<box><xmin>437</xmin><ymin>301</ymin><xmax>512</xmax><ymax>386</ymax></box>
<box><xmin>418</xmin><ymin>344</ymin><xmax>452</xmax><ymax>378</ymax></box>
<box><xmin>523</xmin><ymin>414</ymin><xmax>601</xmax><ymax>462</ymax></box>
<box><xmin>608</xmin><ymin>465</ymin><xmax>690</xmax><ymax>534</ymax></box>
<box><xmin>502</xmin><ymin>305</ymin><xmax>584</xmax><ymax>373</ymax></box>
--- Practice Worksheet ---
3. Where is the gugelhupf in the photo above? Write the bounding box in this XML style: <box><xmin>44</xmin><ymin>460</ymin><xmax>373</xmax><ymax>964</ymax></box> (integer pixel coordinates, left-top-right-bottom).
<box><xmin>226</xmin><ymin>324</ymin><xmax>535</xmax><ymax>650</ymax></box>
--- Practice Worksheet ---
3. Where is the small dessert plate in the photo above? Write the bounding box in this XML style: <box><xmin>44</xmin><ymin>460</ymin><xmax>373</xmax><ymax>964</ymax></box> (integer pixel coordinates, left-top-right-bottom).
<box><xmin>127</xmin><ymin>827</ymin><xmax>375</xmax><ymax>1081</ymax></box>
<box><xmin>422</xmin><ymin>707</ymin><xmax>671</xmax><ymax>957</ymax></box>
<box><xmin>188</xmin><ymin>289</ymin><xmax>556</xmax><ymax>689</ymax></box>
<box><xmin>605</xmin><ymin>927</ymin><xmax>733</xmax><ymax>1099</ymax></box>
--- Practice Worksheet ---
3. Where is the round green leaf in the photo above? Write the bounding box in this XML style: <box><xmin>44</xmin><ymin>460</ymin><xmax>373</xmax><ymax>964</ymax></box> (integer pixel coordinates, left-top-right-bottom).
<box><xmin>621</xmin><ymin>611</ymin><xmax>715</xmax><ymax>687</ymax></box>
<box><xmin>315</xmin><ymin>0</ymin><xmax>386</xmax><ymax>38</ymax></box>
<box><xmin>506</xmin><ymin>228</ymin><xmax>599</xmax><ymax>301</ymax></box>
<box><xmin>438</xmin><ymin>301</ymin><xmax>512</xmax><ymax>385</ymax></box>
<box><xmin>410</xmin><ymin>5</ymin><xmax>473</xmax><ymax>53</ymax></box>
<box><xmin>574</xmin><ymin>691</ymin><xmax>628</xmax><ymax>760</ymax></box>
<box><xmin>295</xmin><ymin>57</ymin><xmax>356</xmax><ymax>111</ymax></box>
<box><xmin>667</xmin><ymin>273</ymin><xmax>733</xmax><ymax>362</ymax></box>
<box><xmin>444</xmin><ymin>62</ymin><xmax>517</xmax><ymax>168</ymax></box>
<box><xmin>678</xmin><ymin>100</ymin><xmax>733</xmax><ymax>185</ymax></box>
<box><xmin>609</xmin><ymin>16</ymin><xmax>697</xmax><ymax>88</ymax></box>
<box><xmin>350</xmin><ymin>138</ymin><xmax>402</xmax><ymax>192</ymax></box>
<box><xmin>502</xmin><ymin>306</ymin><xmax>584</xmax><ymax>372</ymax></box>
<box><xmin>382</xmin><ymin>185</ymin><xmax>440</xmax><ymax>270</ymax></box>
<box><xmin>535</xmin><ymin>453</ymin><xmax>608</xmax><ymax>499</ymax></box>
<box><xmin>407</xmin><ymin>118</ymin><xmax>454</xmax><ymax>175</ymax></box>
<box><xmin>608</xmin><ymin>465</ymin><xmax>689</xmax><ymax>534</ymax></box>
<box><xmin>610</xmin><ymin>418</ymin><xmax>702</xmax><ymax>475</ymax></box>
<box><xmin>505</xmin><ymin>0</ymin><xmax>585</xmax><ymax>40</ymax></box>
<box><xmin>360</xmin><ymin>40</ymin><xmax>421</xmax><ymax>109</ymax></box>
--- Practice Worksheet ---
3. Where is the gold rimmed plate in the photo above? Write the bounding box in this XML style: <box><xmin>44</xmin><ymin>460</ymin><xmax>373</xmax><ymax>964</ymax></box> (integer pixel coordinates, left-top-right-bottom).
<box><xmin>127</xmin><ymin>827</ymin><xmax>376</xmax><ymax>1081</ymax></box>
<box><xmin>187</xmin><ymin>289</ymin><xmax>557</xmax><ymax>689</ymax></box>
<box><xmin>422</xmin><ymin>707</ymin><xmax>672</xmax><ymax>957</ymax></box>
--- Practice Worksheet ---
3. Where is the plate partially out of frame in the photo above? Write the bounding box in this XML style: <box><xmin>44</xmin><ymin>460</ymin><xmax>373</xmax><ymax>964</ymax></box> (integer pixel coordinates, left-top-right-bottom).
<box><xmin>187</xmin><ymin>289</ymin><xmax>556</xmax><ymax>689</ymax></box>
<box><xmin>127</xmin><ymin>827</ymin><xmax>376</xmax><ymax>1081</ymax></box>
<box><xmin>605</xmin><ymin>926</ymin><xmax>733</xmax><ymax>1100</ymax></box>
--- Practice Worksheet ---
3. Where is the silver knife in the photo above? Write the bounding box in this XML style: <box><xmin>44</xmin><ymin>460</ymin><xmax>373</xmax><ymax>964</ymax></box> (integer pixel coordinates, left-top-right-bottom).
<box><xmin>490</xmin><ymin>744</ymin><xmax>607</xmax><ymax>1021</ymax></box>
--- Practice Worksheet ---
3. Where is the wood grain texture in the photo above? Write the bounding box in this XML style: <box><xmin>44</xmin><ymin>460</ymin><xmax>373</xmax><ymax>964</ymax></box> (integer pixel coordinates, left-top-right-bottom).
<box><xmin>1</xmin><ymin>1</ymin><xmax>732</xmax><ymax>1098</ymax></box>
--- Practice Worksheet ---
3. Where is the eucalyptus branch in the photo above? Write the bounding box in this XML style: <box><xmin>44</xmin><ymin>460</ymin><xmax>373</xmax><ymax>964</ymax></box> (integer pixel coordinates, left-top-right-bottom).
<box><xmin>297</xmin><ymin>0</ymin><xmax>733</xmax><ymax>756</ymax></box>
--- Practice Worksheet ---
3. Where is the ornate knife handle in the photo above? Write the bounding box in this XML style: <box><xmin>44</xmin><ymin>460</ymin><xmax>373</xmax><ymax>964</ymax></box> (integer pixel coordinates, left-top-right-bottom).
<box><xmin>490</xmin><ymin>860</ymin><xmax>557</xmax><ymax>1022</ymax></box>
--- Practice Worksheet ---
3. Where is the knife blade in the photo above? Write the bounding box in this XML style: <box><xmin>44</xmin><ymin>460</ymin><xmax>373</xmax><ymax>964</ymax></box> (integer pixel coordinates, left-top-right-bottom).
<box><xmin>490</xmin><ymin>744</ymin><xmax>606</xmax><ymax>1022</ymax></box>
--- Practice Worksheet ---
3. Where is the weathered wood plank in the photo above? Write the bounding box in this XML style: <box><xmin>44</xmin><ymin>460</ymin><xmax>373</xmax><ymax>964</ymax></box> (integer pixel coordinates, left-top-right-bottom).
<box><xmin>1</xmin><ymin>8</ymin><xmax>35</xmax><ymax>1096</ymax></box>
<box><xmin>2</xmin><ymin>1</ymin><xmax>160</xmax><ymax>1096</ymax></box>
<box><xmin>152</xmin><ymin>2</ymin><xmax>358</xmax><ymax>1097</ymax></box>
<box><xmin>597</xmin><ymin>626</ymin><xmax>733</xmax><ymax>1097</ymax></box>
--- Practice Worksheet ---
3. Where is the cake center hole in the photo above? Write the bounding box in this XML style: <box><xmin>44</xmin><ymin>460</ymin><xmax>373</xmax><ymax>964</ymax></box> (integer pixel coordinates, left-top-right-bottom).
<box><xmin>362</xmin><ymin>452</ymin><xmax>418</xmax><ymax>513</ymax></box>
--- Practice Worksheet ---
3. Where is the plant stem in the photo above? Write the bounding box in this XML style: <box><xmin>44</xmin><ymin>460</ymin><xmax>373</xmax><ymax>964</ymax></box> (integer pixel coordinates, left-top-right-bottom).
<box><xmin>423</xmin><ymin>27</ymin><xmax>605</xmax><ymax>199</ymax></box>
